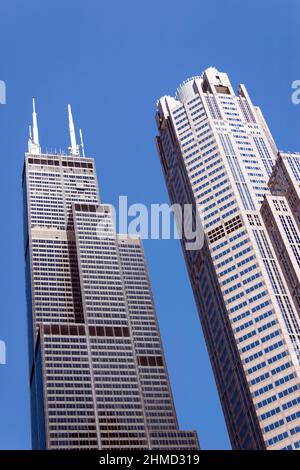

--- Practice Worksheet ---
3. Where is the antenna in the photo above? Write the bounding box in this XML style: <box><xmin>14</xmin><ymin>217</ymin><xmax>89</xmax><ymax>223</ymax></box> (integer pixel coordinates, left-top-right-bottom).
<box><xmin>32</xmin><ymin>98</ymin><xmax>40</xmax><ymax>146</ymax></box>
<box><xmin>79</xmin><ymin>128</ymin><xmax>85</xmax><ymax>157</ymax></box>
<box><xmin>28</xmin><ymin>98</ymin><xmax>41</xmax><ymax>154</ymax></box>
<box><xmin>68</xmin><ymin>104</ymin><xmax>79</xmax><ymax>156</ymax></box>
<box><xmin>28</xmin><ymin>126</ymin><xmax>32</xmax><ymax>153</ymax></box>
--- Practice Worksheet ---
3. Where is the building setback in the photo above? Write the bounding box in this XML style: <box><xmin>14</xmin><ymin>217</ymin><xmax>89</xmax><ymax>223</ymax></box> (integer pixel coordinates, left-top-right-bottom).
<box><xmin>156</xmin><ymin>68</ymin><xmax>300</xmax><ymax>450</ymax></box>
<box><xmin>23</xmin><ymin>100</ymin><xmax>199</xmax><ymax>450</ymax></box>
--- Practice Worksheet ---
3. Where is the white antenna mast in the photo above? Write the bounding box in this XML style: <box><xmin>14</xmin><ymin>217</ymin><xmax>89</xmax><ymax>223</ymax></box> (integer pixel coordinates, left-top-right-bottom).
<box><xmin>28</xmin><ymin>126</ymin><xmax>32</xmax><ymax>153</ymax></box>
<box><xmin>79</xmin><ymin>128</ymin><xmax>85</xmax><ymax>157</ymax></box>
<box><xmin>68</xmin><ymin>104</ymin><xmax>80</xmax><ymax>156</ymax></box>
<box><xmin>28</xmin><ymin>98</ymin><xmax>41</xmax><ymax>154</ymax></box>
<box><xmin>32</xmin><ymin>98</ymin><xmax>39</xmax><ymax>145</ymax></box>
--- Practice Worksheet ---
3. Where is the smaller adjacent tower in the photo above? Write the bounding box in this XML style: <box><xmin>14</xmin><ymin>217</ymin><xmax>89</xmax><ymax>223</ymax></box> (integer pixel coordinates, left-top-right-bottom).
<box><xmin>156</xmin><ymin>68</ymin><xmax>300</xmax><ymax>450</ymax></box>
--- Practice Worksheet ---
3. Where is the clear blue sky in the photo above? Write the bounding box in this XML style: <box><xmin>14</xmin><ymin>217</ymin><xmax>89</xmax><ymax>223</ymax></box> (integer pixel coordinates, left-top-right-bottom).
<box><xmin>0</xmin><ymin>0</ymin><xmax>299</xmax><ymax>450</ymax></box>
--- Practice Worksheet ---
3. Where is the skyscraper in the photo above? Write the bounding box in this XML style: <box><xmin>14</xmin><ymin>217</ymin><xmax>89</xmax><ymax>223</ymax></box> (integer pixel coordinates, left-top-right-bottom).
<box><xmin>23</xmin><ymin>100</ymin><xmax>199</xmax><ymax>450</ymax></box>
<box><xmin>156</xmin><ymin>68</ymin><xmax>300</xmax><ymax>450</ymax></box>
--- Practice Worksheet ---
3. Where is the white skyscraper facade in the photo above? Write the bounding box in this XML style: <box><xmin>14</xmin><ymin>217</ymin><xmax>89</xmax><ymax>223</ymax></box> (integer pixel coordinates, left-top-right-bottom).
<box><xmin>156</xmin><ymin>68</ymin><xmax>300</xmax><ymax>449</ymax></box>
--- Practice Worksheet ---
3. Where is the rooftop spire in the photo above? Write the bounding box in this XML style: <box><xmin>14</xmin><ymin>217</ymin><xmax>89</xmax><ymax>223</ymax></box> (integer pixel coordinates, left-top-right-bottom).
<box><xmin>28</xmin><ymin>98</ymin><xmax>41</xmax><ymax>154</ymax></box>
<box><xmin>68</xmin><ymin>104</ymin><xmax>80</xmax><ymax>157</ymax></box>
<box><xmin>32</xmin><ymin>98</ymin><xmax>39</xmax><ymax>145</ymax></box>
<box><xmin>79</xmin><ymin>128</ymin><xmax>85</xmax><ymax>157</ymax></box>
